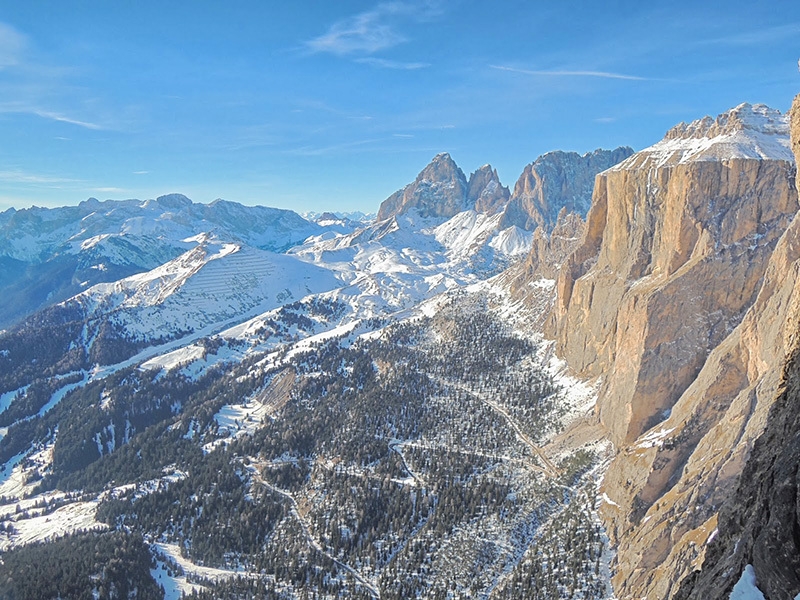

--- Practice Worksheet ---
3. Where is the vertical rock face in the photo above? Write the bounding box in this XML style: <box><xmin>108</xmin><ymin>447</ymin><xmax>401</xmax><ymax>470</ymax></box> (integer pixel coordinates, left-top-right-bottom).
<box><xmin>467</xmin><ymin>164</ymin><xmax>511</xmax><ymax>215</ymax></box>
<box><xmin>549</xmin><ymin>103</ymin><xmax>799</xmax><ymax>599</ymax></box>
<box><xmin>500</xmin><ymin>209</ymin><xmax>587</xmax><ymax>329</ymax></box>
<box><xmin>516</xmin><ymin>208</ymin><xmax>586</xmax><ymax>284</ymax></box>
<box><xmin>553</xmin><ymin>103</ymin><xmax>797</xmax><ymax>446</ymax></box>
<box><xmin>499</xmin><ymin>147</ymin><xmax>633</xmax><ymax>232</ymax></box>
<box><xmin>672</xmin><ymin>93</ymin><xmax>800</xmax><ymax>600</ymax></box>
<box><xmin>376</xmin><ymin>149</ymin><xmax>632</xmax><ymax>227</ymax></box>
<box><xmin>376</xmin><ymin>153</ymin><xmax>470</xmax><ymax>221</ymax></box>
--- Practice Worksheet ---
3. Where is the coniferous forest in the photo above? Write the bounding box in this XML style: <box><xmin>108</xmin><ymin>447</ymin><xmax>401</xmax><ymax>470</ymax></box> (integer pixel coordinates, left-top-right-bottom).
<box><xmin>0</xmin><ymin>294</ymin><xmax>609</xmax><ymax>599</ymax></box>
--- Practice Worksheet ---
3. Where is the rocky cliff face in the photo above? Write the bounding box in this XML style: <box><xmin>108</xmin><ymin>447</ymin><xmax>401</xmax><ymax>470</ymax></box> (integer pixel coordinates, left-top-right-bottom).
<box><xmin>552</xmin><ymin>103</ymin><xmax>796</xmax><ymax>446</ymax></box>
<box><xmin>467</xmin><ymin>164</ymin><xmax>510</xmax><ymax>215</ymax></box>
<box><xmin>376</xmin><ymin>153</ymin><xmax>472</xmax><ymax>221</ymax></box>
<box><xmin>671</xmin><ymin>93</ymin><xmax>800</xmax><ymax>600</ymax></box>
<box><xmin>375</xmin><ymin>149</ymin><xmax>631</xmax><ymax>226</ymax></box>
<box><xmin>500</xmin><ymin>147</ymin><xmax>633</xmax><ymax>232</ymax></box>
<box><xmin>514</xmin><ymin>208</ymin><xmax>586</xmax><ymax>285</ymax></box>
<box><xmin>548</xmin><ymin>103</ymin><xmax>798</xmax><ymax>599</ymax></box>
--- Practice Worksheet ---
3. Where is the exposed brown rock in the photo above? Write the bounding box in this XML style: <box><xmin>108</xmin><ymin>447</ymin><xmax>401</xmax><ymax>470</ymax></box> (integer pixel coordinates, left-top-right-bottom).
<box><xmin>513</xmin><ymin>208</ymin><xmax>586</xmax><ymax>287</ymax></box>
<box><xmin>376</xmin><ymin>153</ymin><xmax>470</xmax><ymax>221</ymax></box>
<box><xmin>376</xmin><ymin>148</ymin><xmax>632</xmax><ymax>228</ymax></box>
<box><xmin>495</xmin><ymin>209</ymin><xmax>587</xmax><ymax>331</ymax></box>
<box><xmin>500</xmin><ymin>147</ymin><xmax>633</xmax><ymax>232</ymax></box>
<box><xmin>670</xmin><ymin>92</ymin><xmax>800</xmax><ymax>600</ymax></box>
<box><xmin>547</xmin><ymin>103</ymin><xmax>798</xmax><ymax>599</ymax></box>
<box><xmin>467</xmin><ymin>164</ymin><xmax>510</xmax><ymax>215</ymax></box>
<box><xmin>552</xmin><ymin>108</ymin><xmax>797</xmax><ymax>447</ymax></box>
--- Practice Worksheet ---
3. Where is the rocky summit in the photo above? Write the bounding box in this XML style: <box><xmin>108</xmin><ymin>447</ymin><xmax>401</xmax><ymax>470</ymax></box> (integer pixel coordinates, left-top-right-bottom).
<box><xmin>500</xmin><ymin>147</ymin><xmax>633</xmax><ymax>232</ymax></box>
<box><xmin>375</xmin><ymin>152</ymin><xmax>471</xmax><ymax>220</ymax></box>
<box><xmin>551</xmin><ymin>101</ymin><xmax>799</xmax><ymax>599</ymax></box>
<box><xmin>2</xmin><ymin>99</ymin><xmax>800</xmax><ymax>600</ymax></box>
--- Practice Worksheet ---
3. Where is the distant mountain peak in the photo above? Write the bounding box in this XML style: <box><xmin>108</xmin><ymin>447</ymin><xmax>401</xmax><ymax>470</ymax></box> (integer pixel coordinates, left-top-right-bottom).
<box><xmin>154</xmin><ymin>193</ymin><xmax>193</xmax><ymax>209</ymax></box>
<box><xmin>499</xmin><ymin>146</ymin><xmax>634</xmax><ymax>232</ymax></box>
<box><xmin>665</xmin><ymin>103</ymin><xmax>787</xmax><ymax>140</ymax></box>
<box><xmin>613</xmin><ymin>103</ymin><xmax>793</xmax><ymax>169</ymax></box>
<box><xmin>376</xmin><ymin>153</ymin><xmax>470</xmax><ymax>221</ymax></box>
<box><xmin>467</xmin><ymin>164</ymin><xmax>510</xmax><ymax>215</ymax></box>
<box><xmin>376</xmin><ymin>148</ymin><xmax>633</xmax><ymax>226</ymax></box>
<box><xmin>417</xmin><ymin>152</ymin><xmax>466</xmax><ymax>184</ymax></box>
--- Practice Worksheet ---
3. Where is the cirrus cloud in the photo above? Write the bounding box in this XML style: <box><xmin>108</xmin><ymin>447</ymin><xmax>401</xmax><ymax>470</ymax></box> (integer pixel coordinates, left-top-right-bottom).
<box><xmin>491</xmin><ymin>65</ymin><xmax>649</xmax><ymax>81</ymax></box>
<box><xmin>305</xmin><ymin>1</ymin><xmax>443</xmax><ymax>57</ymax></box>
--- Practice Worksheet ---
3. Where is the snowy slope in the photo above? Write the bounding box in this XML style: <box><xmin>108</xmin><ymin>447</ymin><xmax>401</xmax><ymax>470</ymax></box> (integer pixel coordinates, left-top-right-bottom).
<box><xmin>0</xmin><ymin>194</ymin><xmax>326</xmax><ymax>327</ymax></box>
<box><xmin>129</xmin><ymin>206</ymin><xmax>536</xmax><ymax>379</ymax></box>
<box><xmin>287</xmin><ymin>208</ymin><xmax>533</xmax><ymax>320</ymax></box>
<box><xmin>0</xmin><ymin>194</ymin><xmax>322</xmax><ymax>264</ymax></box>
<box><xmin>73</xmin><ymin>236</ymin><xmax>343</xmax><ymax>342</ymax></box>
<box><xmin>610</xmin><ymin>103</ymin><xmax>793</xmax><ymax>170</ymax></box>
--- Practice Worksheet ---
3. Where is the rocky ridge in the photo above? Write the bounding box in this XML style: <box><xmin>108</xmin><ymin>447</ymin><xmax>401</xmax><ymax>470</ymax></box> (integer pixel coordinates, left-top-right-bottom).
<box><xmin>547</xmin><ymin>102</ymin><xmax>798</xmax><ymax>599</ymax></box>
<box><xmin>0</xmin><ymin>194</ymin><xmax>323</xmax><ymax>327</ymax></box>
<box><xmin>501</xmin><ymin>147</ymin><xmax>633</xmax><ymax>232</ymax></box>
<box><xmin>375</xmin><ymin>148</ymin><xmax>632</xmax><ymax>230</ymax></box>
<box><xmin>468</xmin><ymin>164</ymin><xmax>511</xmax><ymax>215</ymax></box>
<box><xmin>375</xmin><ymin>153</ymin><xmax>473</xmax><ymax>220</ymax></box>
<box><xmin>672</xmin><ymin>93</ymin><xmax>800</xmax><ymax>600</ymax></box>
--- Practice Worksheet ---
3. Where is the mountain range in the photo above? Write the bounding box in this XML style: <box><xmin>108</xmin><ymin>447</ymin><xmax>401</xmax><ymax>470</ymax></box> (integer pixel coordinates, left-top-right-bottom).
<box><xmin>0</xmin><ymin>99</ymin><xmax>798</xmax><ymax>600</ymax></box>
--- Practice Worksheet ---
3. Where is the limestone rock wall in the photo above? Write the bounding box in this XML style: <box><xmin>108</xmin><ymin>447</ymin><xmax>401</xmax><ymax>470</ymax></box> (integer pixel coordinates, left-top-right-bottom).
<box><xmin>548</xmin><ymin>103</ymin><xmax>799</xmax><ymax>599</ymax></box>
<box><xmin>670</xmin><ymin>92</ymin><xmax>800</xmax><ymax>600</ymax></box>
<box><xmin>553</xmin><ymin>148</ymin><xmax>797</xmax><ymax>447</ymax></box>
<box><xmin>500</xmin><ymin>147</ymin><xmax>632</xmax><ymax>232</ymax></box>
<box><xmin>515</xmin><ymin>208</ymin><xmax>586</xmax><ymax>284</ymax></box>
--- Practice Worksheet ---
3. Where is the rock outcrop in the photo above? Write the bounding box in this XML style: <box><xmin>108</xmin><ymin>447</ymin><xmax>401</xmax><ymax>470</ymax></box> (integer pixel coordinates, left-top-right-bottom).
<box><xmin>671</xmin><ymin>93</ymin><xmax>800</xmax><ymax>600</ymax></box>
<box><xmin>375</xmin><ymin>149</ymin><xmax>632</xmax><ymax>226</ymax></box>
<box><xmin>514</xmin><ymin>208</ymin><xmax>586</xmax><ymax>286</ymax></box>
<box><xmin>500</xmin><ymin>147</ymin><xmax>633</xmax><ymax>232</ymax></box>
<box><xmin>467</xmin><ymin>164</ymin><xmax>511</xmax><ymax>215</ymax></box>
<box><xmin>376</xmin><ymin>153</ymin><xmax>471</xmax><ymax>221</ymax></box>
<box><xmin>548</xmin><ymin>103</ymin><xmax>798</xmax><ymax>599</ymax></box>
<box><xmin>552</xmin><ymin>103</ymin><xmax>796</xmax><ymax>446</ymax></box>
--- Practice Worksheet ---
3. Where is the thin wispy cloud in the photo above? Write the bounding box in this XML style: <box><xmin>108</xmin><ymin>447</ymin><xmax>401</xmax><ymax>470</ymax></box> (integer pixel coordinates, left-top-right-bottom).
<box><xmin>0</xmin><ymin>22</ymin><xmax>110</xmax><ymax>131</ymax></box>
<box><xmin>307</xmin><ymin>8</ymin><xmax>405</xmax><ymax>55</ymax></box>
<box><xmin>356</xmin><ymin>57</ymin><xmax>430</xmax><ymax>70</ymax></box>
<box><xmin>286</xmin><ymin>138</ymin><xmax>383</xmax><ymax>157</ymax></box>
<box><xmin>295</xmin><ymin>99</ymin><xmax>374</xmax><ymax>121</ymax></box>
<box><xmin>0</xmin><ymin>169</ymin><xmax>80</xmax><ymax>185</ymax></box>
<box><xmin>305</xmin><ymin>1</ymin><xmax>443</xmax><ymax>56</ymax></box>
<box><xmin>491</xmin><ymin>65</ymin><xmax>648</xmax><ymax>81</ymax></box>
<box><xmin>31</xmin><ymin>108</ymin><xmax>104</xmax><ymax>130</ymax></box>
<box><xmin>0</xmin><ymin>103</ymin><xmax>104</xmax><ymax>130</ymax></box>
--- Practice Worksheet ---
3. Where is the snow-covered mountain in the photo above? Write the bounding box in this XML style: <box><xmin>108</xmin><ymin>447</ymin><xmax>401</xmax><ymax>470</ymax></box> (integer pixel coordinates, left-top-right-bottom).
<box><xmin>0</xmin><ymin>194</ymin><xmax>323</xmax><ymax>327</ymax></box>
<box><xmin>609</xmin><ymin>102</ymin><xmax>791</xmax><ymax>169</ymax></box>
<box><xmin>0</xmin><ymin>141</ymin><xmax>636</xmax><ymax>599</ymax></box>
<box><xmin>73</xmin><ymin>235</ymin><xmax>343</xmax><ymax>344</ymax></box>
<box><xmin>0</xmin><ymin>193</ymin><xmax>321</xmax><ymax>263</ymax></box>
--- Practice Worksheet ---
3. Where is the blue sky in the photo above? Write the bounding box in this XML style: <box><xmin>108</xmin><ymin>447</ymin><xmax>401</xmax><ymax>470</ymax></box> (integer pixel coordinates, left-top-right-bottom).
<box><xmin>0</xmin><ymin>1</ymin><xmax>798</xmax><ymax>214</ymax></box>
